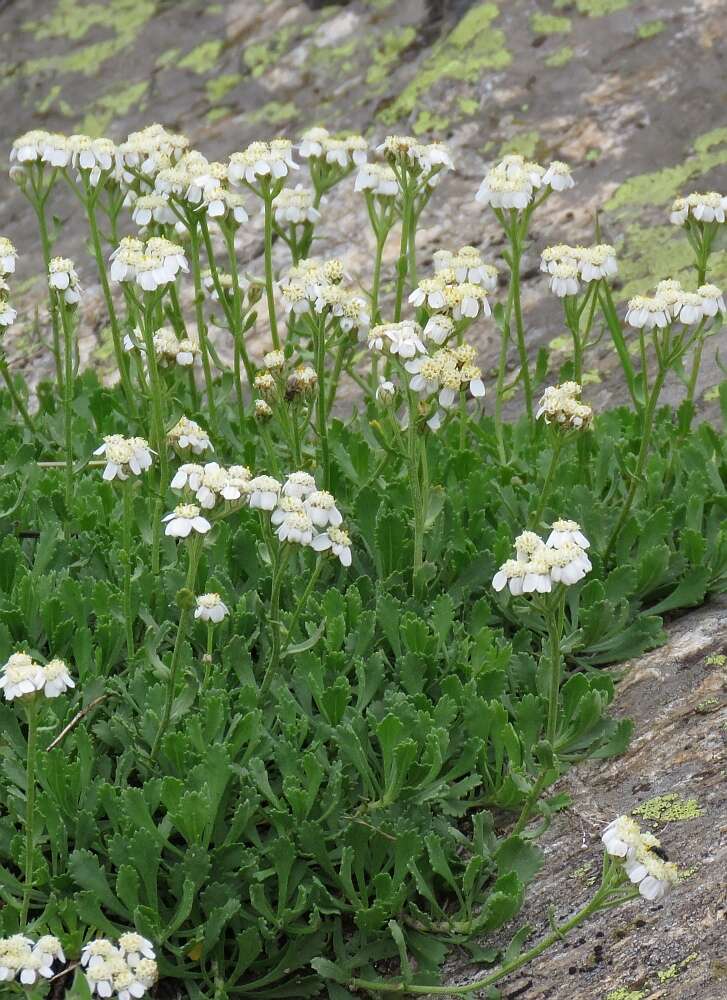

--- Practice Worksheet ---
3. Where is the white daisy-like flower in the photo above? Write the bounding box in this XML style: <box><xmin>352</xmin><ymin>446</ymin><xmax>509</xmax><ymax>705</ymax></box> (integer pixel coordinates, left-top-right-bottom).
<box><xmin>0</xmin><ymin>652</ymin><xmax>45</xmax><ymax>700</ymax></box>
<box><xmin>167</xmin><ymin>417</ymin><xmax>213</xmax><ymax>455</ymax></box>
<box><xmin>423</xmin><ymin>313</ymin><xmax>454</xmax><ymax>345</ymax></box>
<box><xmin>199</xmin><ymin>185</ymin><xmax>249</xmax><ymax>225</ymax></box>
<box><xmin>153</xmin><ymin>327</ymin><xmax>199</xmax><ymax>367</ymax></box>
<box><xmin>676</xmin><ymin>191</ymin><xmax>727</xmax><ymax>224</ymax></box>
<box><xmin>48</xmin><ymin>257</ymin><xmax>82</xmax><ymax>304</ymax></box>
<box><xmin>81</xmin><ymin>939</ymin><xmax>119</xmax><ymax>969</ymax></box>
<box><xmin>94</xmin><ymin>434</ymin><xmax>154</xmax><ymax>481</ymax></box>
<box><xmin>579</xmin><ymin>244</ymin><xmax>618</xmax><ymax>282</ymax></box>
<box><xmin>194</xmin><ymin>593</ymin><xmax>229</xmax><ymax>624</ymax></box>
<box><xmin>228</xmin><ymin>140</ymin><xmax>297</xmax><ymax>185</ymax></box>
<box><xmin>85</xmin><ymin>957</ymin><xmax>118</xmax><ymax>998</ymax></box>
<box><xmin>41</xmin><ymin>658</ymin><xmax>75</xmax><ymax>698</ymax></box>
<box><xmin>67</xmin><ymin>134</ymin><xmax>119</xmax><ymax>185</ymax></box>
<box><xmin>282</xmin><ymin>471</ymin><xmax>317</xmax><ymax>499</ymax></box>
<box><xmin>271</xmin><ymin>496</ymin><xmax>305</xmax><ymax>526</ymax></box>
<box><xmin>0</xmin><ymin>293</ymin><xmax>17</xmax><ymax>327</ymax></box>
<box><xmin>546</xmin><ymin>519</ymin><xmax>590</xmax><ymax>550</ymax></box>
<box><xmin>540</xmin><ymin>244</ymin><xmax>579</xmax><ymax>274</ymax></box>
<box><xmin>628</xmin><ymin>850</ymin><xmax>679</xmax><ymax>902</ymax></box>
<box><xmin>0</xmin><ymin>237</ymin><xmax>17</xmax><ymax>275</ymax></box>
<box><xmin>305</xmin><ymin>490</ymin><xmax>343</xmax><ymax>528</ymax></box>
<box><xmin>669</xmin><ymin>197</ymin><xmax>689</xmax><ymax>226</ymax></box>
<box><xmin>276</xmin><ymin>509</ymin><xmax>314</xmax><ymax>546</ymax></box>
<box><xmin>111</xmin><ymin>966</ymin><xmax>147</xmax><ymax>1000</ymax></box>
<box><xmin>542</xmin><ymin>160</ymin><xmax>575</xmax><ymax>191</ymax></box>
<box><xmin>409</xmin><ymin>277</ymin><xmax>447</xmax><ymax>310</ymax></box>
<box><xmin>194</xmin><ymin>462</ymin><xmax>230</xmax><ymax>509</ymax></box>
<box><xmin>248</xmin><ymin>475</ymin><xmax>282</xmax><ymax>511</ymax></box>
<box><xmin>130</xmin><ymin>193</ymin><xmax>176</xmax><ymax>228</ymax></box>
<box><xmin>375</xmin><ymin>377</ymin><xmax>397</xmax><ymax>402</ymax></box>
<box><xmin>492</xmin><ymin>558</ymin><xmax>530</xmax><ymax>596</ymax></box>
<box><xmin>368</xmin><ymin>320</ymin><xmax>427</xmax><ymax>359</ymax></box>
<box><xmin>33</xmin><ymin>937</ymin><xmax>65</xmax><ymax>969</ymax></box>
<box><xmin>263</xmin><ymin>349</ymin><xmax>285</xmax><ymax>371</ymax></box>
<box><xmin>674</xmin><ymin>292</ymin><xmax>704</xmax><ymax>326</ymax></box>
<box><xmin>548</xmin><ymin>262</ymin><xmax>580</xmax><ymax>298</ymax></box>
<box><xmin>170</xmin><ymin>463</ymin><xmax>205</xmax><ymax>493</ymax></box>
<box><xmin>625</xmin><ymin>294</ymin><xmax>672</xmax><ymax>329</ymax></box>
<box><xmin>354</xmin><ymin>162</ymin><xmax>398</xmax><ymax>198</ymax></box>
<box><xmin>134</xmin><ymin>958</ymin><xmax>159</xmax><ymax>990</ymax></box>
<box><xmin>536</xmin><ymin>382</ymin><xmax>593</xmax><ymax>430</ymax></box>
<box><xmin>162</xmin><ymin>503</ymin><xmax>212</xmax><ymax>538</ymax></box>
<box><xmin>273</xmin><ymin>184</ymin><xmax>321</xmax><ymax>225</ymax></box>
<box><xmin>698</xmin><ymin>283</ymin><xmax>726</xmax><ymax>316</ymax></box>
<box><xmin>547</xmin><ymin>539</ymin><xmax>592</xmax><ymax>585</ymax></box>
<box><xmin>311</xmin><ymin>525</ymin><xmax>352</xmax><ymax>566</ymax></box>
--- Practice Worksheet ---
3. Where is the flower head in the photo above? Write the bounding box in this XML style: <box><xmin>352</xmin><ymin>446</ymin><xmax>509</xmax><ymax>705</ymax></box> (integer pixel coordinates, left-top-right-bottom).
<box><xmin>312</xmin><ymin>525</ymin><xmax>352</xmax><ymax>566</ymax></box>
<box><xmin>41</xmin><ymin>658</ymin><xmax>75</xmax><ymax>698</ymax></box>
<box><xmin>94</xmin><ymin>434</ymin><xmax>153</xmax><ymax>480</ymax></box>
<box><xmin>167</xmin><ymin>417</ymin><xmax>212</xmax><ymax>455</ymax></box>
<box><xmin>194</xmin><ymin>593</ymin><xmax>229</xmax><ymax>624</ymax></box>
<box><xmin>162</xmin><ymin>504</ymin><xmax>212</xmax><ymax>538</ymax></box>
<box><xmin>537</xmin><ymin>382</ymin><xmax>592</xmax><ymax>431</ymax></box>
<box><xmin>0</xmin><ymin>237</ymin><xmax>17</xmax><ymax>275</ymax></box>
<box><xmin>48</xmin><ymin>257</ymin><xmax>81</xmax><ymax>304</ymax></box>
<box><xmin>493</xmin><ymin>522</ymin><xmax>591</xmax><ymax>595</ymax></box>
<box><xmin>0</xmin><ymin>652</ymin><xmax>45</xmax><ymax>701</ymax></box>
<box><xmin>228</xmin><ymin>140</ymin><xmax>297</xmax><ymax>186</ymax></box>
<box><xmin>273</xmin><ymin>184</ymin><xmax>321</xmax><ymax>225</ymax></box>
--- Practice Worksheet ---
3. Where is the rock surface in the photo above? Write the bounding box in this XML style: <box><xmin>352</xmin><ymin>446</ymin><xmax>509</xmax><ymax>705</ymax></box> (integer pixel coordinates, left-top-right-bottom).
<box><xmin>1</xmin><ymin>0</ymin><xmax>727</xmax><ymax>414</ymax></box>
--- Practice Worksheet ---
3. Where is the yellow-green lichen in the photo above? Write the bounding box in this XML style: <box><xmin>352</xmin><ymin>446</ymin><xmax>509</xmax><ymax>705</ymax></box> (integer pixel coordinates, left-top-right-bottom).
<box><xmin>657</xmin><ymin>964</ymin><xmax>679</xmax><ymax>983</ymax></box>
<box><xmin>632</xmin><ymin>793</ymin><xmax>704</xmax><ymax>822</ymax></box>
<box><xmin>366</xmin><ymin>27</ymin><xmax>416</xmax><ymax>86</ymax></box>
<box><xmin>606</xmin><ymin>991</ymin><xmax>644</xmax><ymax>1000</ymax></box>
<box><xmin>545</xmin><ymin>46</ymin><xmax>574</xmax><ymax>67</ymax></box>
<box><xmin>380</xmin><ymin>3</ymin><xmax>510</xmax><ymax>124</ymax></box>
<box><xmin>23</xmin><ymin>0</ymin><xmax>155</xmax><ymax>76</ymax></box>
<box><xmin>615</xmin><ymin>222</ymin><xmax>727</xmax><ymax>299</ymax></box>
<box><xmin>458</xmin><ymin>97</ymin><xmax>480</xmax><ymax>116</ymax></box>
<box><xmin>206</xmin><ymin>73</ymin><xmax>242</xmax><ymax>103</ymax></box>
<box><xmin>637</xmin><ymin>19</ymin><xmax>665</xmax><ymax>38</ymax></box>
<box><xmin>570</xmin><ymin>861</ymin><xmax>598</xmax><ymax>886</ymax></box>
<box><xmin>412</xmin><ymin>109</ymin><xmax>452</xmax><ymax>136</ymax></box>
<box><xmin>531</xmin><ymin>13</ymin><xmax>571</xmax><ymax>34</ymax></box>
<box><xmin>575</xmin><ymin>0</ymin><xmax>632</xmax><ymax>14</ymax></box>
<box><xmin>80</xmin><ymin>81</ymin><xmax>149</xmax><ymax>137</ymax></box>
<box><xmin>606</xmin><ymin>128</ymin><xmax>727</xmax><ymax>213</ymax></box>
<box><xmin>179</xmin><ymin>40</ymin><xmax>223</xmax><ymax>74</ymax></box>
<box><xmin>246</xmin><ymin>101</ymin><xmax>297</xmax><ymax>126</ymax></box>
<box><xmin>499</xmin><ymin>130</ymin><xmax>541</xmax><ymax>160</ymax></box>
<box><xmin>705</xmin><ymin>653</ymin><xmax>727</xmax><ymax>666</ymax></box>
<box><xmin>244</xmin><ymin>28</ymin><xmax>296</xmax><ymax>78</ymax></box>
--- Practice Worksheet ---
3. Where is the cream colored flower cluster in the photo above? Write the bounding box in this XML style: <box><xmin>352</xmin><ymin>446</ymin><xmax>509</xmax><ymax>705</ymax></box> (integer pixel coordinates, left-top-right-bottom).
<box><xmin>278</xmin><ymin>257</ymin><xmax>369</xmax><ymax>332</ymax></box>
<box><xmin>541</xmin><ymin>243</ymin><xmax>618</xmax><ymax>297</ymax></box>
<box><xmin>94</xmin><ymin>435</ymin><xmax>154</xmax><ymax>481</ymax></box>
<box><xmin>476</xmin><ymin>154</ymin><xmax>574</xmax><ymax>210</ymax></box>
<box><xmin>273</xmin><ymin>184</ymin><xmax>321</xmax><ymax>225</ymax></box>
<box><xmin>536</xmin><ymin>382</ymin><xmax>593</xmax><ymax>431</ymax></box>
<box><xmin>368</xmin><ymin>320</ymin><xmax>426</xmax><ymax>359</ymax></box>
<box><xmin>0</xmin><ymin>934</ymin><xmax>65</xmax><ymax>986</ymax></box>
<box><xmin>299</xmin><ymin>127</ymin><xmax>367</xmax><ymax>168</ymax></box>
<box><xmin>119</xmin><ymin>123</ymin><xmax>189</xmax><ymax>181</ymax></box>
<box><xmin>166</xmin><ymin>416</ymin><xmax>213</xmax><ymax>455</ymax></box>
<box><xmin>670</xmin><ymin>191</ymin><xmax>727</xmax><ymax>225</ymax></box>
<box><xmin>0</xmin><ymin>652</ymin><xmax>74</xmax><ymax>701</ymax></box>
<box><xmin>377</xmin><ymin>135</ymin><xmax>454</xmax><ymax>183</ymax></box>
<box><xmin>228</xmin><ymin>140</ymin><xmax>297</xmax><ymax>186</ymax></box>
<box><xmin>626</xmin><ymin>278</ymin><xmax>725</xmax><ymax>329</ymax></box>
<box><xmin>0</xmin><ymin>236</ymin><xmax>17</xmax><ymax>327</ymax></box>
<box><xmin>82</xmin><ymin>933</ymin><xmax>157</xmax><ymax>1000</ymax></box>
<box><xmin>492</xmin><ymin>521</ymin><xmax>592</xmax><ymax>595</ymax></box>
<box><xmin>109</xmin><ymin>236</ymin><xmax>188</xmax><ymax>292</ymax></box>
<box><xmin>405</xmin><ymin>343</ymin><xmax>485</xmax><ymax>427</ymax></box>
<box><xmin>602</xmin><ymin>816</ymin><xmax>679</xmax><ymax>902</ymax></box>
<box><xmin>48</xmin><ymin>257</ymin><xmax>82</xmax><ymax>304</ymax></box>
<box><xmin>170</xmin><ymin>461</ymin><xmax>252</xmax><ymax>510</ymax></box>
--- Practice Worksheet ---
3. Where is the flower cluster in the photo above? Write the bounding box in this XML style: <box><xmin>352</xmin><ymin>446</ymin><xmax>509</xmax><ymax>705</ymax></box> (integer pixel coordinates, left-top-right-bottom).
<box><xmin>0</xmin><ymin>934</ymin><xmax>65</xmax><ymax>985</ymax></box>
<box><xmin>109</xmin><ymin>236</ymin><xmax>188</xmax><ymax>292</ymax></box>
<box><xmin>152</xmin><ymin>327</ymin><xmax>199</xmax><ymax>367</ymax></box>
<box><xmin>476</xmin><ymin>154</ymin><xmax>574</xmax><ymax>210</ymax></box>
<box><xmin>0</xmin><ymin>237</ymin><xmax>17</xmax><ymax>275</ymax></box>
<box><xmin>171</xmin><ymin>460</ymin><xmax>251</xmax><ymax>509</ymax></box>
<box><xmin>194</xmin><ymin>593</ymin><xmax>229</xmax><ymax>623</ymax></box>
<box><xmin>273</xmin><ymin>184</ymin><xmax>321</xmax><ymax>226</ymax></box>
<box><xmin>406</xmin><ymin>344</ymin><xmax>485</xmax><ymax>413</ymax></box>
<box><xmin>167</xmin><ymin>416</ymin><xmax>212</xmax><ymax>455</ymax></box>
<box><xmin>433</xmin><ymin>246</ymin><xmax>498</xmax><ymax>289</ymax></box>
<box><xmin>670</xmin><ymin>191</ymin><xmax>727</xmax><ymax>226</ymax></box>
<box><xmin>541</xmin><ymin>243</ymin><xmax>618</xmax><ymax>296</ymax></box>
<box><xmin>602</xmin><ymin>816</ymin><xmax>679</xmax><ymax>902</ymax></box>
<box><xmin>228</xmin><ymin>140</ymin><xmax>297</xmax><ymax>186</ymax></box>
<box><xmin>48</xmin><ymin>257</ymin><xmax>82</xmax><ymax>304</ymax></box>
<box><xmin>82</xmin><ymin>933</ymin><xmax>157</xmax><ymax>1000</ymax></box>
<box><xmin>409</xmin><ymin>272</ymin><xmax>492</xmax><ymax>322</ymax></box>
<box><xmin>0</xmin><ymin>652</ymin><xmax>74</xmax><ymax>701</ymax></box>
<box><xmin>10</xmin><ymin>130</ymin><xmax>71</xmax><ymax>174</ymax></box>
<box><xmin>354</xmin><ymin>162</ymin><xmax>399</xmax><ymax>198</ymax></box>
<box><xmin>129</xmin><ymin>192</ymin><xmax>177</xmax><ymax>228</ymax></box>
<box><xmin>119</xmin><ymin>123</ymin><xmax>189</xmax><ymax>182</ymax></box>
<box><xmin>626</xmin><ymin>279</ymin><xmax>725</xmax><ymax>329</ymax></box>
<box><xmin>299</xmin><ymin>127</ymin><xmax>368</xmax><ymax>168</ymax></box>
<box><xmin>536</xmin><ymin>382</ymin><xmax>593</xmax><ymax>430</ymax></box>
<box><xmin>492</xmin><ymin>521</ymin><xmax>592</xmax><ymax>595</ymax></box>
<box><xmin>377</xmin><ymin>135</ymin><xmax>454</xmax><ymax>184</ymax></box>
<box><xmin>368</xmin><ymin>320</ymin><xmax>426</xmax><ymax>358</ymax></box>
<box><xmin>94</xmin><ymin>435</ymin><xmax>154</xmax><ymax>480</ymax></box>
<box><xmin>162</xmin><ymin>503</ymin><xmax>212</xmax><ymax>538</ymax></box>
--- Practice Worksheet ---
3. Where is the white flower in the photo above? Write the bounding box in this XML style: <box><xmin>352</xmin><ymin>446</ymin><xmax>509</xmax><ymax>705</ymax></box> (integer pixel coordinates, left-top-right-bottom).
<box><xmin>194</xmin><ymin>593</ymin><xmax>229</xmax><ymax>624</ymax></box>
<box><xmin>368</xmin><ymin>320</ymin><xmax>426</xmax><ymax>359</ymax></box>
<box><xmin>375</xmin><ymin>377</ymin><xmax>397</xmax><ymax>402</ymax></box>
<box><xmin>305</xmin><ymin>490</ymin><xmax>343</xmax><ymax>528</ymax></box>
<box><xmin>193</xmin><ymin>462</ymin><xmax>230</xmax><ymax>509</ymax></box>
<box><xmin>698</xmin><ymin>283</ymin><xmax>726</xmax><ymax>316</ymax></box>
<box><xmin>0</xmin><ymin>652</ymin><xmax>45</xmax><ymax>700</ymax></box>
<box><xmin>0</xmin><ymin>237</ymin><xmax>17</xmax><ymax>275</ymax></box>
<box><xmin>68</xmin><ymin>134</ymin><xmax>119</xmax><ymax>185</ymax></box>
<box><xmin>255</xmin><ymin>399</ymin><xmax>273</xmax><ymax>420</ymax></box>
<box><xmin>542</xmin><ymin>160</ymin><xmax>574</xmax><ymax>191</ymax></box>
<box><xmin>354</xmin><ymin>163</ymin><xmax>398</xmax><ymax>198</ymax></box>
<box><xmin>41</xmin><ymin>658</ymin><xmax>75</xmax><ymax>698</ymax></box>
<box><xmin>537</xmin><ymin>382</ymin><xmax>593</xmax><ymax>430</ymax></box>
<box><xmin>248</xmin><ymin>475</ymin><xmax>282</xmax><ymax>511</ymax></box>
<box><xmin>153</xmin><ymin>327</ymin><xmax>199</xmax><ymax>367</ymax></box>
<box><xmin>276</xmin><ymin>509</ymin><xmax>314</xmax><ymax>546</ymax></box>
<box><xmin>273</xmin><ymin>184</ymin><xmax>320</xmax><ymax>225</ymax></box>
<box><xmin>162</xmin><ymin>504</ymin><xmax>212</xmax><ymax>538</ymax></box>
<box><xmin>282</xmin><ymin>471</ymin><xmax>317</xmax><ymax>499</ymax></box>
<box><xmin>579</xmin><ymin>244</ymin><xmax>618</xmax><ymax>282</ymax></box>
<box><xmin>546</xmin><ymin>519</ymin><xmax>590</xmax><ymax>550</ymax></box>
<box><xmin>601</xmin><ymin>817</ymin><xmax>678</xmax><ymax>902</ymax></box>
<box><xmin>134</xmin><ymin>958</ymin><xmax>159</xmax><ymax>990</ymax></box>
<box><xmin>81</xmin><ymin>939</ymin><xmax>119</xmax><ymax>969</ymax></box>
<box><xmin>547</xmin><ymin>540</ymin><xmax>592</xmax><ymax>585</ymax></box>
<box><xmin>673</xmin><ymin>191</ymin><xmax>727</xmax><ymax>224</ymax></box>
<box><xmin>228</xmin><ymin>140</ymin><xmax>297</xmax><ymax>185</ymax></box>
<box><xmin>271</xmin><ymin>496</ymin><xmax>305</xmax><ymax>526</ymax></box>
<box><xmin>423</xmin><ymin>314</ymin><xmax>454</xmax><ymax>345</ymax></box>
<box><xmin>94</xmin><ymin>435</ymin><xmax>154</xmax><ymax>480</ymax></box>
<box><xmin>312</xmin><ymin>525</ymin><xmax>352</xmax><ymax>566</ymax></box>
<box><xmin>86</xmin><ymin>957</ymin><xmax>118</xmax><ymax>998</ymax></box>
<box><xmin>0</xmin><ymin>294</ymin><xmax>16</xmax><ymax>327</ymax></box>
<box><xmin>631</xmin><ymin>851</ymin><xmax>679</xmax><ymax>902</ymax></box>
<box><xmin>493</xmin><ymin>524</ymin><xmax>591</xmax><ymax>596</ymax></box>
<box><xmin>167</xmin><ymin>417</ymin><xmax>213</xmax><ymax>455</ymax></box>
<box><xmin>540</xmin><ymin>244</ymin><xmax>578</xmax><ymax>274</ymax></box>
<box><xmin>112</xmin><ymin>966</ymin><xmax>147</xmax><ymax>1000</ymax></box>
<box><xmin>170</xmin><ymin>463</ymin><xmax>204</xmax><ymax>492</ymax></box>
<box><xmin>48</xmin><ymin>257</ymin><xmax>81</xmax><ymax>304</ymax></box>
<box><xmin>548</xmin><ymin>262</ymin><xmax>579</xmax><ymax>298</ymax></box>
<box><xmin>674</xmin><ymin>292</ymin><xmax>704</xmax><ymax>326</ymax></box>
<box><xmin>409</xmin><ymin>277</ymin><xmax>447</xmax><ymax>310</ymax></box>
<box><xmin>625</xmin><ymin>294</ymin><xmax>672</xmax><ymax>329</ymax></box>
<box><xmin>34</xmin><ymin>936</ymin><xmax>65</xmax><ymax>968</ymax></box>
<box><xmin>130</xmin><ymin>193</ymin><xmax>176</xmax><ymax>227</ymax></box>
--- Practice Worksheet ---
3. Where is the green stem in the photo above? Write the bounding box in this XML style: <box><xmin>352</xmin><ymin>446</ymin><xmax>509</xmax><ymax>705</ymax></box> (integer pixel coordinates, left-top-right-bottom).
<box><xmin>326</xmin><ymin>338</ymin><xmax>347</xmax><ymax>420</ymax></box>
<box><xmin>122</xmin><ymin>481</ymin><xmax>135</xmax><ymax>660</ymax></box>
<box><xmin>85</xmin><ymin>190</ymin><xmax>135</xmax><ymax>414</ymax></box>
<box><xmin>203</xmin><ymin>623</ymin><xmax>214</xmax><ymax>688</ymax></box>
<box><xmin>260</xmin><ymin>546</ymin><xmax>292</xmax><ymax>696</ymax></box>
<box><xmin>603</xmin><ymin>364</ymin><xmax>667</xmax><ymax>561</ymax></box>
<box><xmin>314</xmin><ymin>319</ymin><xmax>331</xmax><ymax>489</ymax></box>
<box><xmin>33</xmin><ymin>192</ymin><xmax>63</xmax><ymax>393</ymax></box>
<box><xmin>263</xmin><ymin>189</ymin><xmax>281</xmax><ymax>350</ymax></box>
<box><xmin>137</xmin><ymin>295</ymin><xmax>169</xmax><ymax>577</ymax></box>
<box><xmin>0</xmin><ymin>358</ymin><xmax>34</xmax><ymax>432</ymax></box>
<box><xmin>21</xmin><ymin>696</ymin><xmax>39</xmax><ymax>925</ymax></box>
<box><xmin>545</xmin><ymin>591</ymin><xmax>566</xmax><ymax>745</ymax></box>
<box><xmin>281</xmin><ymin>559</ymin><xmax>324</xmax><ymax>653</ymax></box>
<box><xmin>510</xmin><ymin>241</ymin><xmax>533</xmax><ymax>420</ymax></box>
<box><xmin>151</xmin><ymin>535</ymin><xmax>203</xmax><ymax>759</ymax></box>
<box><xmin>350</xmin><ymin>886</ymin><xmax>612</xmax><ymax>995</ymax></box>
<box><xmin>59</xmin><ymin>299</ymin><xmax>74</xmax><ymax>516</ymax></box>
<box><xmin>530</xmin><ymin>435</ymin><xmax>563</xmax><ymax>529</ymax></box>
<box><xmin>189</xmin><ymin>222</ymin><xmax>218</xmax><ymax>433</ymax></box>
<box><xmin>511</xmin><ymin>768</ymin><xmax>552</xmax><ymax>837</ymax></box>
<box><xmin>394</xmin><ymin>188</ymin><xmax>414</xmax><ymax>323</ymax></box>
